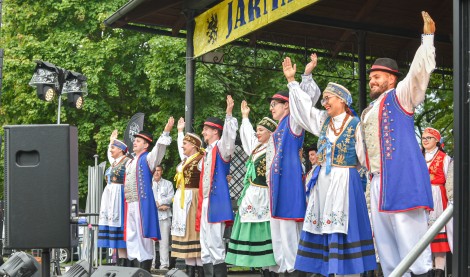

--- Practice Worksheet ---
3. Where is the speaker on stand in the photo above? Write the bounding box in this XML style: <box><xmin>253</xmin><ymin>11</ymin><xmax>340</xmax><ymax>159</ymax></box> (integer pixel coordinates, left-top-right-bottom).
<box><xmin>3</xmin><ymin>124</ymin><xmax>79</xmax><ymax>277</ymax></box>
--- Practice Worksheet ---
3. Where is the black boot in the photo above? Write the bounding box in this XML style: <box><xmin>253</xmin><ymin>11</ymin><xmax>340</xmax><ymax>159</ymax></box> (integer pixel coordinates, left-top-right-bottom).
<box><xmin>269</xmin><ymin>272</ymin><xmax>279</xmax><ymax>277</ymax></box>
<box><xmin>213</xmin><ymin>263</ymin><xmax>227</xmax><ymax>277</ymax></box>
<box><xmin>116</xmin><ymin>258</ymin><xmax>127</xmax><ymax>266</ymax></box>
<box><xmin>434</xmin><ymin>269</ymin><xmax>445</xmax><ymax>277</ymax></box>
<box><xmin>169</xmin><ymin>256</ymin><xmax>177</xmax><ymax>269</ymax></box>
<box><xmin>197</xmin><ymin>266</ymin><xmax>205</xmax><ymax>277</ymax></box>
<box><xmin>261</xmin><ymin>269</ymin><xmax>270</xmax><ymax>277</ymax></box>
<box><xmin>130</xmin><ymin>259</ymin><xmax>140</xmax><ymax>268</ymax></box>
<box><xmin>203</xmin><ymin>263</ymin><xmax>214</xmax><ymax>277</ymax></box>
<box><xmin>154</xmin><ymin>250</ymin><xmax>161</xmax><ymax>269</ymax></box>
<box><xmin>187</xmin><ymin>265</ymin><xmax>196</xmax><ymax>277</ymax></box>
<box><xmin>411</xmin><ymin>270</ymin><xmax>433</xmax><ymax>277</ymax></box>
<box><xmin>139</xmin><ymin>259</ymin><xmax>153</xmax><ymax>273</ymax></box>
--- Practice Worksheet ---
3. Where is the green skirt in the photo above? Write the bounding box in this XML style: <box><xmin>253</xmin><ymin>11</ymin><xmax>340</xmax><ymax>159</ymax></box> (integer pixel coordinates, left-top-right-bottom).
<box><xmin>225</xmin><ymin>213</ymin><xmax>277</xmax><ymax>267</ymax></box>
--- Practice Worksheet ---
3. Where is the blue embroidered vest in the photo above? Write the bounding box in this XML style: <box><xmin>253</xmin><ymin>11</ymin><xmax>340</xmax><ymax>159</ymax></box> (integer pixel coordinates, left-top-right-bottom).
<box><xmin>207</xmin><ymin>147</ymin><xmax>234</xmax><ymax>223</ymax></box>
<box><xmin>106</xmin><ymin>157</ymin><xmax>129</xmax><ymax>184</ymax></box>
<box><xmin>136</xmin><ymin>152</ymin><xmax>161</xmax><ymax>239</ymax></box>
<box><xmin>269</xmin><ymin>115</ymin><xmax>306</xmax><ymax>220</ymax></box>
<box><xmin>378</xmin><ymin>90</ymin><xmax>433</xmax><ymax>212</ymax></box>
<box><xmin>318</xmin><ymin>116</ymin><xmax>359</xmax><ymax>167</ymax></box>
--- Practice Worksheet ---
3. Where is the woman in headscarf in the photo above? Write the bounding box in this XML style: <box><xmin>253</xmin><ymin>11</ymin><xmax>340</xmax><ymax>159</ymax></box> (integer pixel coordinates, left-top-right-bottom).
<box><xmin>171</xmin><ymin>118</ymin><xmax>205</xmax><ymax>277</ymax></box>
<box><xmin>285</xmin><ymin>53</ymin><xmax>376</xmax><ymax>276</ymax></box>
<box><xmin>421</xmin><ymin>127</ymin><xmax>452</xmax><ymax>277</ymax></box>
<box><xmin>98</xmin><ymin>130</ymin><xmax>130</xmax><ymax>266</ymax></box>
<box><xmin>225</xmin><ymin>101</ymin><xmax>278</xmax><ymax>276</ymax></box>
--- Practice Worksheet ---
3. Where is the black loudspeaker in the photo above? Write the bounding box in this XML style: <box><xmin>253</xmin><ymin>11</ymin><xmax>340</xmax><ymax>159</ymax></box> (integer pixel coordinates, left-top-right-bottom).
<box><xmin>3</xmin><ymin>124</ymin><xmax>79</xmax><ymax>249</ymax></box>
<box><xmin>91</xmin><ymin>266</ymin><xmax>152</xmax><ymax>277</ymax></box>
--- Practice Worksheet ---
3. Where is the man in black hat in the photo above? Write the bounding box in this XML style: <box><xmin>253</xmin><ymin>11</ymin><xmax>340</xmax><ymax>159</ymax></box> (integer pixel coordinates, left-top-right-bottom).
<box><xmin>362</xmin><ymin>11</ymin><xmax>436</xmax><ymax>277</ymax></box>
<box><xmin>124</xmin><ymin>117</ymin><xmax>175</xmax><ymax>272</ymax></box>
<box><xmin>196</xmin><ymin>95</ymin><xmax>238</xmax><ymax>277</ymax></box>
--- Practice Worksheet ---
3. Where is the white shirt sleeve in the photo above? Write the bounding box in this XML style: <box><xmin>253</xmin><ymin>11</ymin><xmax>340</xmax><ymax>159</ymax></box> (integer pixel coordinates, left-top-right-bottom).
<box><xmin>147</xmin><ymin>131</ymin><xmax>172</xmax><ymax>171</ymax></box>
<box><xmin>355</xmin><ymin>123</ymin><xmax>367</xmax><ymax>167</ymax></box>
<box><xmin>288</xmin><ymin>75</ymin><xmax>327</xmax><ymax>137</ymax></box>
<box><xmin>160</xmin><ymin>180</ymin><xmax>175</xmax><ymax>205</ymax></box>
<box><xmin>177</xmin><ymin>131</ymin><xmax>186</xmax><ymax>161</ymax></box>
<box><xmin>396</xmin><ymin>34</ymin><xmax>436</xmax><ymax>112</ymax></box>
<box><xmin>217</xmin><ymin>114</ymin><xmax>239</xmax><ymax>159</ymax></box>
<box><xmin>107</xmin><ymin>143</ymin><xmax>115</xmax><ymax>164</ymax></box>
<box><xmin>443</xmin><ymin>154</ymin><xmax>452</xmax><ymax>179</ymax></box>
<box><xmin>240</xmin><ymin>118</ymin><xmax>259</xmax><ymax>155</ymax></box>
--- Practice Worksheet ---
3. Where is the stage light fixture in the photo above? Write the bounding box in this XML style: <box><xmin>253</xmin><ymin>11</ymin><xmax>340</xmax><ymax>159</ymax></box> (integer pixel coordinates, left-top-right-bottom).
<box><xmin>62</xmin><ymin>260</ymin><xmax>92</xmax><ymax>277</ymax></box>
<box><xmin>0</xmin><ymin>252</ymin><xmax>41</xmax><ymax>277</ymax></box>
<box><xmin>29</xmin><ymin>60</ymin><xmax>65</xmax><ymax>102</ymax></box>
<box><xmin>63</xmin><ymin>71</ymin><xmax>87</xmax><ymax>110</ymax></box>
<box><xmin>36</xmin><ymin>84</ymin><xmax>56</xmax><ymax>102</ymax></box>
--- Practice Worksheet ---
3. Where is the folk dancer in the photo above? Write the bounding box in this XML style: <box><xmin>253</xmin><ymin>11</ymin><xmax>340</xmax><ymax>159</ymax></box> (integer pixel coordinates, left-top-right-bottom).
<box><xmin>362</xmin><ymin>12</ymin><xmax>436</xmax><ymax>277</ymax></box>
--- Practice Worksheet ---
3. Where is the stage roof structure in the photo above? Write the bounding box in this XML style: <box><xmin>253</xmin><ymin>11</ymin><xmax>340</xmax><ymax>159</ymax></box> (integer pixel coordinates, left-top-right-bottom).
<box><xmin>105</xmin><ymin>0</ymin><xmax>453</xmax><ymax>69</ymax></box>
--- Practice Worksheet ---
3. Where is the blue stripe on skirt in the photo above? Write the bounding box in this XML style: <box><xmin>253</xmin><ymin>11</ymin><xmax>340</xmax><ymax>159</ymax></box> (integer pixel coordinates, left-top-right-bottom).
<box><xmin>295</xmin><ymin>168</ymin><xmax>377</xmax><ymax>275</ymax></box>
<box><xmin>97</xmin><ymin>185</ymin><xmax>126</xmax><ymax>249</ymax></box>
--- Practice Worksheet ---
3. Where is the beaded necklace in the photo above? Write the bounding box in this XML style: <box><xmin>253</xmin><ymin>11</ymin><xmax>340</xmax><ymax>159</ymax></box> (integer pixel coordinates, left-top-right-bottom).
<box><xmin>328</xmin><ymin>114</ymin><xmax>350</xmax><ymax>136</ymax></box>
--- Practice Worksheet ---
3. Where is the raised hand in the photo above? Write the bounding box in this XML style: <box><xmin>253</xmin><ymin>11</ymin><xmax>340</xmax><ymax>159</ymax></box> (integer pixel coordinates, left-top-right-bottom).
<box><xmin>164</xmin><ymin>116</ymin><xmax>175</xmax><ymax>132</ymax></box>
<box><xmin>241</xmin><ymin>100</ymin><xmax>250</xmax><ymax>118</ymax></box>
<box><xmin>110</xmin><ymin>129</ymin><xmax>118</xmax><ymax>143</ymax></box>
<box><xmin>282</xmin><ymin>57</ymin><xmax>297</xmax><ymax>83</ymax></box>
<box><xmin>304</xmin><ymin>53</ymin><xmax>318</xmax><ymax>75</ymax></box>
<box><xmin>226</xmin><ymin>95</ymin><xmax>234</xmax><ymax>116</ymax></box>
<box><xmin>177</xmin><ymin>117</ymin><xmax>185</xmax><ymax>132</ymax></box>
<box><xmin>422</xmin><ymin>11</ymin><xmax>435</xmax><ymax>34</ymax></box>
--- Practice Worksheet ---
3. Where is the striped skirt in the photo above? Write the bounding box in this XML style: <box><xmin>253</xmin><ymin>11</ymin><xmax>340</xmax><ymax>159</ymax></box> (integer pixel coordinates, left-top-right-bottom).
<box><xmin>97</xmin><ymin>184</ymin><xmax>126</xmax><ymax>249</ymax></box>
<box><xmin>171</xmin><ymin>188</ymin><xmax>201</xmax><ymax>258</ymax></box>
<box><xmin>295</xmin><ymin>168</ymin><xmax>376</xmax><ymax>275</ymax></box>
<box><xmin>429</xmin><ymin>184</ymin><xmax>451</xmax><ymax>253</ymax></box>
<box><xmin>225</xmin><ymin>213</ymin><xmax>276</xmax><ymax>267</ymax></box>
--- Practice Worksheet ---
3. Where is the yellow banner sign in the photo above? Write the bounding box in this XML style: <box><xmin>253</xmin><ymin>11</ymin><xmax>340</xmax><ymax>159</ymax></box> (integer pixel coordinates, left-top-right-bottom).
<box><xmin>194</xmin><ymin>0</ymin><xmax>319</xmax><ymax>57</ymax></box>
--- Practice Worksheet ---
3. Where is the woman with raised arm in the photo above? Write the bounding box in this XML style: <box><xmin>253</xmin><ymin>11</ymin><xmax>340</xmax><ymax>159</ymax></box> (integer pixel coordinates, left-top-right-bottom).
<box><xmin>285</xmin><ymin>54</ymin><xmax>377</xmax><ymax>276</ymax></box>
<box><xmin>171</xmin><ymin>118</ymin><xmax>205</xmax><ymax>277</ymax></box>
<box><xmin>98</xmin><ymin>130</ymin><xmax>131</xmax><ymax>266</ymax></box>
<box><xmin>225</xmin><ymin>101</ymin><xmax>278</xmax><ymax>276</ymax></box>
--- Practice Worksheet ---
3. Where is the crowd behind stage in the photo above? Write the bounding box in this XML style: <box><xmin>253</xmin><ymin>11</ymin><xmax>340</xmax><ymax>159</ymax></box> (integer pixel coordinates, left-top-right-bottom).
<box><xmin>96</xmin><ymin>11</ymin><xmax>452</xmax><ymax>277</ymax></box>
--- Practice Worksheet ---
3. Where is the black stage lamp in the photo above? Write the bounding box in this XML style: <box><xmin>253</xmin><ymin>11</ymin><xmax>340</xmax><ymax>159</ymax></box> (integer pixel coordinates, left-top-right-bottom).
<box><xmin>63</xmin><ymin>71</ymin><xmax>87</xmax><ymax>109</ymax></box>
<box><xmin>62</xmin><ymin>260</ymin><xmax>92</xmax><ymax>277</ymax></box>
<box><xmin>0</xmin><ymin>252</ymin><xmax>41</xmax><ymax>277</ymax></box>
<box><xmin>29</xmin><ymin>60</ymin><xmax>65</xmax><ymax>102</ymax></box>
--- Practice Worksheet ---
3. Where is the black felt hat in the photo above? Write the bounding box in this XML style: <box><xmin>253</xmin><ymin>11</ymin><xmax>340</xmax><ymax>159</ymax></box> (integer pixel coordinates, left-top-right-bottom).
<box><xmin>204</xmin><ymin>117</ymin><xmax>224</xmax><ymax>130</ymax></box>
<box><xmin>133</xmin><ymin>130</ymin><xmax>154</xmax><ymax>145</ymax></box>
<box><xmin>367</xmin><ymin>58</ymin><xmax>403</xmax><ymax>76</ymax></box>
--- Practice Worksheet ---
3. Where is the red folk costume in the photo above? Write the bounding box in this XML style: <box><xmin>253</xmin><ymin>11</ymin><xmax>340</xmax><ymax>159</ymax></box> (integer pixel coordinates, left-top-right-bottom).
<box><xmin>425</xmin><ymin>127</ymin><xmax>451</xmax><ymax>253</ymax></box>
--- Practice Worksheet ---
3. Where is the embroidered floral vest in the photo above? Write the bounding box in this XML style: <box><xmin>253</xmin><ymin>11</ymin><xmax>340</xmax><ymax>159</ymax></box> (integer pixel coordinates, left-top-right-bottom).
<box><xmin>106</xmin><ymin>157</ymin><xmax>129</xmax><ymax>184</ymax></box>
<box><xmin>249</xmin><ymin>145</ymin><xmax>268</xmax><ymax>187</ymax></box>
<box><xmin>183</xmin><ymin>154</ymin><xmax>203</xmax><ymax>189</ymax></box>
<box><xmin>428</xmin><ymin>150</ymin><xmax>447</xmax><ymax>185</ymax></box>
<box><xmin>318</xmin><ymin>116</ymin><xmax>359</xmax><ymax>167</ymax></box>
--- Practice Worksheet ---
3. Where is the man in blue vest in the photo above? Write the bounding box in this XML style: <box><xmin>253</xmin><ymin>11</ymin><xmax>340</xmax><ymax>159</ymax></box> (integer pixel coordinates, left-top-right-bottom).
<box><xmin>196</xmin><ymin>95</ymin><xmax>238</xmax><ymax>277</ymax></box>
<box><xmin>362</xmin><ymin>11</ymin><xmax>435</xmax><ymax>277</ymax></box>
<box><xmin>124</xmin><ymin>117</ymin><xmax>174</xmax><ymax>272</ymax></box>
